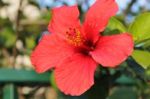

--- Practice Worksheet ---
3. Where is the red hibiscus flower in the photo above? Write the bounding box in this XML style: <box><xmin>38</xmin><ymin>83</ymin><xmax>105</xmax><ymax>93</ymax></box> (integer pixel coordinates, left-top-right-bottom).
<box><xmin>31</xmin><ymin>0</ymin><xmax>134</xmax><ymax>96</ymax></box>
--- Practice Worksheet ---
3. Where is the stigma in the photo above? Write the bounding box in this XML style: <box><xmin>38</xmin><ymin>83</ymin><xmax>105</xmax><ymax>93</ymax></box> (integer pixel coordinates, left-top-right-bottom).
<box><xmin>66</xmin><ymin>28</ymin><xmax>84</xmax><ymax>46</ymax></box>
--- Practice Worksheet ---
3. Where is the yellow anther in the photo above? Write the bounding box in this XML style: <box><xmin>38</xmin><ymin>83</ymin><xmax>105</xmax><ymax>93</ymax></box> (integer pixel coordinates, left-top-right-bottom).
<box><xmin>66</xmin><ymin>28</ymin><xmax>83</xmax><ymax>46</ymax></box>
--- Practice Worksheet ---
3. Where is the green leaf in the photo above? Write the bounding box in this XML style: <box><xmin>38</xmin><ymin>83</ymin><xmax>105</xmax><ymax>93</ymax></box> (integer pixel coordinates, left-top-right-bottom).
<box><xmin>115</xmin><ymin>75</ymin><xmax>136</xmax><ymax>85</ymax></box>
<box><xmin>143</xmin><ymin>40</ymin><xmax>150</xmax><ymax>49</ymax></box>
<box><xmin>25</xmin><ymin>37</ymin><xmax>36</xmax><ymax>49</ymax></box>
<box><xmin>132</xmin><ymin>50</ymin><xmax>150</xmax><ymax>69</ymax></box>
<box><xmin>129</xmin><ymin>12</ymin><xmax>150</xmax><ymax>43</ymax></box>
<box><xmin>0</xmin><ymin>28</ymin><xmax>16</xmax><ymax>48</ymax></box>
<box><xmin>50</xmin><ymin>71</ymin><xmax>58</xmax><ymax>91</ymax></box>
<box><xmin>105</xmin><ymin>17</ymin><xmax>126</xmax><ymax>35</ymax></box>
<box><xmin>108</xmin><ymin>87</ymin><xmax>138</xmax><ymax>99</ymax></box>
<box><xmin>88</xmin><ymin>74</ymin><xmax>109</xmax><ymax>99</ymax></box>
<box><xmin>108</xmin><ymin>17</ymin><xmax>127</xmax><ymax>32</ymax></box>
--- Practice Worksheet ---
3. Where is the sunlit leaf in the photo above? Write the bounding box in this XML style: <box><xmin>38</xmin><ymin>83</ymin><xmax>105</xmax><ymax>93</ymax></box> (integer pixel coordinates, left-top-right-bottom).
<box><xmin>104</xmin><ymin>17</ymin><xmax>126</xmax><ymax>35</ymax></box>
<box><xmin>108</xmin><ymin>17</ymin><xmax>126</xmax><ymax>32</ymax></box>
<box><xmin>129</xmin><ymin>13</ymin><xmax>150</xmax><ymax>43</ymax></box>
<box><xmin>132</xmin><ymin>50</ymin><xmax>150</xmax><ymax>69</ymax></box>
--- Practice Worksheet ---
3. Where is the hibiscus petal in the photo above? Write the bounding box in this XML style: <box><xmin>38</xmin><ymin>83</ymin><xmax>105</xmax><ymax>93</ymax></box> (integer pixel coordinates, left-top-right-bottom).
<box><xmin>55</xmin><ymin>53</ymin><xmax>97</xmax><ymax>96</ymax></box>
<box><xmin>90</xmin><ymin>33</ymin><xmax>134</xmax><ymax>67</ymax></box>
<box><xmin>31</xmin><ymin>34</ymin><xmax>75</xmax><ymax>73</ymax></box>
<box><xmin>48</xmin><ymin>5</ymin><xmax>81</xmax><ymax>39</ymax></box>
<box><xmin>83</xmin><ymin>0</ymin><xmax>118</xmax><ymax>43</ymax></box>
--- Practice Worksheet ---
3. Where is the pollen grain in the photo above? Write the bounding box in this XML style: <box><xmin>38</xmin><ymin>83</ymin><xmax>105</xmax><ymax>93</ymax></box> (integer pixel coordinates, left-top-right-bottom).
<box><xmin>66</xmin><ymin>28</ymin><xmax>84</xmax><ymax>46</ymax></box>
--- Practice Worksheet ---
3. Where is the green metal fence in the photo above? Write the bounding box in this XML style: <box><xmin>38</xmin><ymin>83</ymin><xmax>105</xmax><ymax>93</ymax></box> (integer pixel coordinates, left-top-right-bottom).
<box><xmin>0</xmin><ymin>68</ymin><xmax>51</xmax><ymax>99</ymax></box>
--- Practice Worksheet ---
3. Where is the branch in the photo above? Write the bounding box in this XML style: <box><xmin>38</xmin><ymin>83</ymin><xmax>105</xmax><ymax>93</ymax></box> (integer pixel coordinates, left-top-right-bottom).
<box><xmin>124</xmin><ymin>0</ymin><xmax>137</xmax><ymax>16</ymax></box>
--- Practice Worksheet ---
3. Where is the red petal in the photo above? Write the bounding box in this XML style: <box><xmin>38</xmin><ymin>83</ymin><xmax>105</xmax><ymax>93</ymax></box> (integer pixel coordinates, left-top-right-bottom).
<box><xmin>31</xmin><ymin>34</ymin><xmax>75</xmax><ymax>73</ymax></box>
<box><xmin>48</xmin><ymin>5</ymin><xmax>81</xmax><ymax>39</ymax></box>
<box><xmin>90</xmin><ymin>33</ymin><xmax>134</xmax><ymax>67</ymax></box>
<box><xmin>55</xmin><ymin>53</ymin><xmax>97</xmax><ymax>96</ymax></box>
<box><xmin>83</xmin><ymin>0</ymin><xmax>118</xmax><ymax>43</ymax></box>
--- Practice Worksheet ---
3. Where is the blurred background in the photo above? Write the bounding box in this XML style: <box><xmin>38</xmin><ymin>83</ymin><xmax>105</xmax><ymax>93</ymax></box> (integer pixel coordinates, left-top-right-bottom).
<box><xmin>0</xmin><ymin>0</ymin><xmax>150</xmax><ymax>99</ymax></box>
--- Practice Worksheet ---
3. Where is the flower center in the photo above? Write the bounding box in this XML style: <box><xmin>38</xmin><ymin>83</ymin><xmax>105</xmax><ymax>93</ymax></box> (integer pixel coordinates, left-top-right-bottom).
<box><xmin>66</xmin><ymin>27</ymin><xmax>96</xmax><ymax>55</ymax></box>
<box><xmin>80</xmin><ymin>40</ymin><xmax>95</xmax><ymax>55</ymax></box>
<box><xmin>66</xmin><ymin>28</ymin><xmax>84</xmax><ymax>46</ymax></box>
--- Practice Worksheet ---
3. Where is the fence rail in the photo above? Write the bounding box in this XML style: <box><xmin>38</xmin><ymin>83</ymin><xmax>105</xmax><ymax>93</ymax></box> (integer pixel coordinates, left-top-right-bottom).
<box><xmin>0</xmin><ymin>68</ymin><xmax>51</xmax><ymax>99</ymax></box>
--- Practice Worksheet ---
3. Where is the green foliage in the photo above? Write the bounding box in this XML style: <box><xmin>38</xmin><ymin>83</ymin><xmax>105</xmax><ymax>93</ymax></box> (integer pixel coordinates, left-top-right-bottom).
<box><xmin>108</xmin><ymin>17</ymin><xmax>127</xmax><ymax>32</ymax></box>
<box><xmin>115</xmin><ymin>75</ymin><xmax>136</xmax><ymax>85</ymax></box>
<box><xmin>108</xmin><ymin>87</ymin><xmax>139</xmax><ymax>99</ymax></box>
<box><xmin>132</xmin><ymin>50</ymin><xmax>150</xmax><ymax>69</ymax></box>
<box><xmin>0</xmin><ymin>28</ymin><xmax>16</xmax><ymax>48</ymax></box>
<box><xmin>50</xmin><ymin>71</ymin><xmax>58</xmax><ymax>91</ymax></box>
<box><xmin>104</xmin><ymin>17</ymin><xmax>126</xmax><ymax>35</ymax></box>
<box><xmin>28</xmin><ymin>0</ymin><xmax>39</xmax><ymax>7</ymax></box>
<box><xmin>142</xmin><ymin>40</ymin><xmax>150</xmax><ymax>49</ymax></box>
<box><xmin>41</xmin><ymin>11</ymin><xmax>52</xmax><ymax>22</ymax></box>
<box><xmin>25</xmin><ymin>36</ymin><xmax>36</xmax><ymax>49</ymax></box>
<box><xmin>88</xmin><ymin>74</ymin><xmax>109</xmax><ymax>99</ymax></box>
<box><xmin>129</xmin><ymin>13</ymin><xmax>150</xmax><ymax>43</ymax></box>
